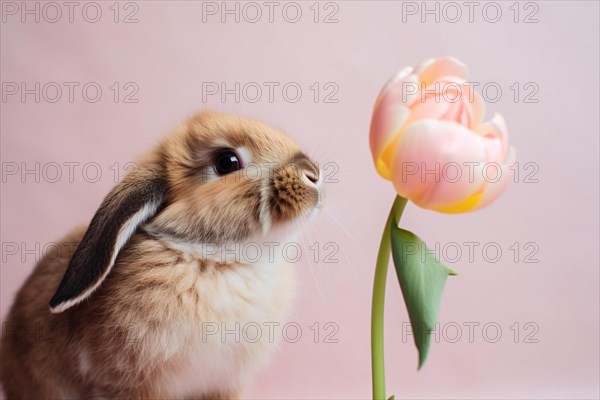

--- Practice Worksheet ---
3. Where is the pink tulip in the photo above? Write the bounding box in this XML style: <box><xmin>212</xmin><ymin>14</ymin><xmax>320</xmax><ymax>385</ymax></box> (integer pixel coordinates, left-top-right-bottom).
<box><xmin>370</xmin><ymin>57</ymin><xmax>516</xmax><ymax>213</ymax></box>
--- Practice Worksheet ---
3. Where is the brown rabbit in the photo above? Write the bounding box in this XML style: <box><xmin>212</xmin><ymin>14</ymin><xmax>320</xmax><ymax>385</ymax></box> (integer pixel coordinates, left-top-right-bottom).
<box><xmin>1</xmin><ymin>111</ymin><xmax>324</xmax><ymax>399</ymax></box>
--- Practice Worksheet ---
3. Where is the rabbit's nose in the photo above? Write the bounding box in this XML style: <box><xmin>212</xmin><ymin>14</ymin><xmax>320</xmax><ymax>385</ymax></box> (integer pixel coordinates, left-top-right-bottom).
<box><xmin>305</xmin><ymin>171</ymin><xmax>318</xmax><ymax>184</ymax></box>
<box><xmin>301</xmin><ymin>170</ymin><xmax>320</xmax><ymax>188</ymax></box>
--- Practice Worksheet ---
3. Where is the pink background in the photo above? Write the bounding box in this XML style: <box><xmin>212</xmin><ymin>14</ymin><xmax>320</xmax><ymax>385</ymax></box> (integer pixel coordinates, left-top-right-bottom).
<box><xmin>1</xmin><ymin>1</ymin><xmax>599</xmax><ymax>398</ymax></box>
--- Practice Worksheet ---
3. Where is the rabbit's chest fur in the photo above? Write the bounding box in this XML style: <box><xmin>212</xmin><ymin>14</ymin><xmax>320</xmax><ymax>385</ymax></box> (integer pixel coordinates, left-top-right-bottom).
<box><xmin>83</xmin><ymin>233</ymin><xmax>296</xmax><ymax>398</ymax></box>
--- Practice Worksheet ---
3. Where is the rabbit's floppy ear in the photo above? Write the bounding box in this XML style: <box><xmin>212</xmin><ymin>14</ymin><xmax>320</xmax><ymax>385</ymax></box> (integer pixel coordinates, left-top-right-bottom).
<box><xmin>49</xmin><ymin>169</ymin><xmax>168</xmax><ymax>313</ymax></box>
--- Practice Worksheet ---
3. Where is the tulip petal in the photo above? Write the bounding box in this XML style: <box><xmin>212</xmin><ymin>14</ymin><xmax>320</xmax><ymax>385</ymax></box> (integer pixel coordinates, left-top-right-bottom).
<box><xmin>370</xmin><ymin>102</ymin><xmax>410</xmax><ymax>179</ymax></box>
<box><xmin>416</xmin><ymin>57</ymin><xmax>469</xmax><ymax>88</ymax></box>
<box><xmin>391</xmin><ymin>120</ymin><xmax>487</xmax><ymax>211</ymax></box>
<box><xmin>469</xmin><ymin>91</ymin><xmax>486</xmax><ymax>129</ymax></box>
<box><xmin>379</xmin><ymin>73</ymin><xmax>421</xmax><ymax>108</ymax></box>
<box><xmin>482</xmin><ymin>137</ymin><xmax>503</xmax><ymax>170</ymax></box>
<box><xmin>402</xmin><ymin>82</ymin><xmax>483</xmax><ymax>130</ymax></box>
<box><xmin>472</xmin><ymin>146</ymin><xmax>516</xmax><ymax>211</ymax></box>
<box><xmin>407</xmin><ymin>95</ymin><xmax>453</xmax><ymax>122</ymax></box>
<box><xmin>376</xmin><ymin>66</ymin><xmax>414</xmax><ymax>107</ymax></box>
<box><xmin>370</xmin><ymin>73</ymin><xmax>422</xmax><ymax>179</ymax></box>
<box><xmin>435</xmin><ymin>191</ymin><xmax>484</xmax><ymax>214</ymax></box>
<box><xmin>476</xmin><ymin>113</ymin><xmax>508</xmax><ymax>159</ymax></box>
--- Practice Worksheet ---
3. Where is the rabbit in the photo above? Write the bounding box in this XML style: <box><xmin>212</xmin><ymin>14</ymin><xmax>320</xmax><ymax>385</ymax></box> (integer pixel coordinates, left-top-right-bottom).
<box><xmin>0</xmin><ymin>111</ymin><xmax>324</xmax><ymax>399</ymax></box>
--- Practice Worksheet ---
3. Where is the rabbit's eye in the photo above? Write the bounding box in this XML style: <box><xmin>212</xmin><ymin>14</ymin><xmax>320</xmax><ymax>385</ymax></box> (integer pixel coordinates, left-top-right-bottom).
<box><xmin>214</xmin><ymin>150</ymin><xmax>242</xmax><ymax>175</ymax></box>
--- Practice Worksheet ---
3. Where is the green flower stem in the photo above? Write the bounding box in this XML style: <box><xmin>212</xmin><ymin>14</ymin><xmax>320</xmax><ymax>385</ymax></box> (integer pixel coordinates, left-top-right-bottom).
<box><xmin>371</xmin><ymin>196</ymin><xmax>408</xmax><ymax>400</ymax></box>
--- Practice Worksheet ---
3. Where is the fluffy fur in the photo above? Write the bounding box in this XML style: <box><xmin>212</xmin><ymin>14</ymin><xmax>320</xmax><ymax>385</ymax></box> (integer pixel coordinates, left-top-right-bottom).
<box><xmin>1</xmin><ymin>111</ymin><xmax>323</xmax><ymax>399</ymax></box>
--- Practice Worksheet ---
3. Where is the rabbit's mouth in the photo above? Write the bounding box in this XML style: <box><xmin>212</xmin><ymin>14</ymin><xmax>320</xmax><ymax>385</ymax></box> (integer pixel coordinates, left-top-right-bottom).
<box><xmin>258</xmin><ymin>152</ymin><xmax>324</xmax><ymax>234</ymax></box>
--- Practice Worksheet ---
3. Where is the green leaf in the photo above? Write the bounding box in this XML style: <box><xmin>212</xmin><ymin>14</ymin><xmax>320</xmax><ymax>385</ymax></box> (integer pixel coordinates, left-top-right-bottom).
<box><xmin>390</xmin><ymin>226</ymin><xmax>456</xmax><ymax>369</ymax></box>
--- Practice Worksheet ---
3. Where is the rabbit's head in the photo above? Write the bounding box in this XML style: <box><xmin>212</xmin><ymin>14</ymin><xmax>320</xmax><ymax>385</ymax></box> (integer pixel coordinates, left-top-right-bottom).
<box><xmin>49</xmin><ymin>111</ymin><xmax>323</xmax><ymax>313</ymax></box>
